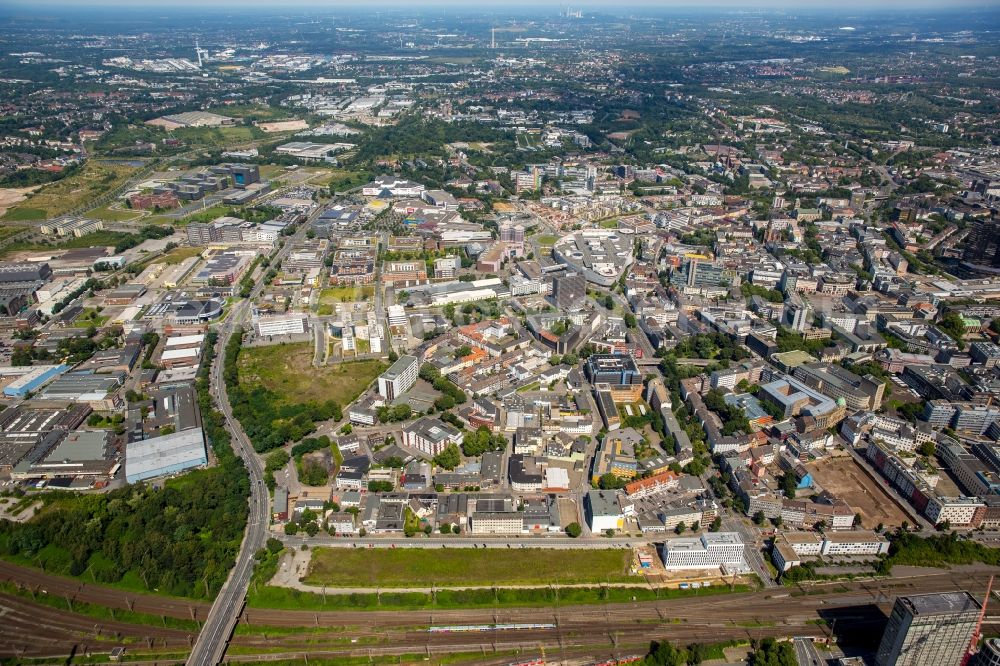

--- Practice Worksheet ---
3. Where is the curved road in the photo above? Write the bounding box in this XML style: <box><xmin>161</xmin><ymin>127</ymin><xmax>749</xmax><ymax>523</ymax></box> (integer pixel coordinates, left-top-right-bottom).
<box><xmin>186</xmin><ymin>210</ymin><xmax>316</xmax><ymax>665</ymax></box>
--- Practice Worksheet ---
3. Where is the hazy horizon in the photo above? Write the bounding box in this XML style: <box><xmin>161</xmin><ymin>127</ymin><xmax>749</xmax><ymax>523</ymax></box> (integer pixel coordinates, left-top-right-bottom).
<box><xmin>3</xmin><ymin>0</ymin><xmax>999</xmax><ymax>10</ymax></box>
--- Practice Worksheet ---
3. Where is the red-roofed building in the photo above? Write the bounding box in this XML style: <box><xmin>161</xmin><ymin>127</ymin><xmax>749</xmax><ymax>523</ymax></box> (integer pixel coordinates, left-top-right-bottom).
<box><xmin>625</xmin><ymin>470</ymin><xmax>681</xmax><ymax>500</ymax></box>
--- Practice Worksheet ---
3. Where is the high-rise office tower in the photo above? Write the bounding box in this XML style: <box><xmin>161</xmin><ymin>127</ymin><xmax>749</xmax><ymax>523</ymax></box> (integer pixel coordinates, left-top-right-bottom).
<box><xmin>875</xmin><ymin>591</ymin><xmax>980</xmax><ymax>666</ymax></box>
<box><xmin>964</xmin><ymin>220</ymin><xmax>1000</xmax><ymax>268</ymax></box>
<box><xmin>551</xmin><ymin>272</ymin><xmax>586</xmax><ymax>312</ymax></box>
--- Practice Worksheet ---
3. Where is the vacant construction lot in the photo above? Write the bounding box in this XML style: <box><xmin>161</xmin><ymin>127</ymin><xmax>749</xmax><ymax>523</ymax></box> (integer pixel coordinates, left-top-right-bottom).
<box><xmin>316</xmin><ymin>286</ymin><xmax>375</xmax><ymax>315</ymax></box>
<box><xmin>806</xmin><ymin>456</ymin><xmax>910</xmax><ymax>529</ymax></box>
<box><xmin>303</xmin><ymin>548</ymin><xmax>637</xmax><ymax>588</ymax></box>
<box><xmin>237</xmin><ymin>341</ymin><xmax>385</xmax><ymax>407</ymax></box>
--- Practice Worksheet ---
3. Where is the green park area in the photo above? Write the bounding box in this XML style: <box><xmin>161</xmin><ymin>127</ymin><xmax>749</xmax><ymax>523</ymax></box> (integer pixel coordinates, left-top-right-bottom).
<box><xmin>303</xmin><ymin>548</ymin><xmax>636</xmax><ymax>588</ymax></box>
<box><xmin>324</xmin><ymin>169</ymin><xmax>372</xmax><ymax>192</ymax></box>
<box><xmin>72</xmin><ymin>308</ymin><xmax>109</xmax><ymax>328</ymax></box>
<box><xmin>237</xmin><ymin>341</ymin><xmax>386</xmax><ymax>407</ymax></box>
<box><xmin>1</xmin><ymin>207</ymin><xmax>45</xmax><ymax>222</ymax></box>
<box><xmin>216</xmin><ymin>104</ymin><xmax>292</xmax><ymax>123</ymax></box>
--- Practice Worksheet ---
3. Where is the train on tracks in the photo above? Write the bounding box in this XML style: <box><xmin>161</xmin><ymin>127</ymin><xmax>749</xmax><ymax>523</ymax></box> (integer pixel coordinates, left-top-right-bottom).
<box><xmin>428</xmin><ymin>623</ymin><xmax>557</xmax><ymax>633</ymax></box>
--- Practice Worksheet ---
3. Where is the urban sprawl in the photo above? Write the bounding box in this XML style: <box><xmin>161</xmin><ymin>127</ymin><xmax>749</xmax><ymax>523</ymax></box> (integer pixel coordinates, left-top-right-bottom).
<box><xmin>0</xmin><ymin>5</ymin><xmax>998</xmax><ymax>666</ymax></box>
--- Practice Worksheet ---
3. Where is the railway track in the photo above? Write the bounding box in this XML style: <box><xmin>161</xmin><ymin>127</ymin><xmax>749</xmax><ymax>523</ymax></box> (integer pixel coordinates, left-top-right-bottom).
<box><xmin>1</xmin><ymin>560</ymin><xmax>997</xmax><ymax>661</ymax></box>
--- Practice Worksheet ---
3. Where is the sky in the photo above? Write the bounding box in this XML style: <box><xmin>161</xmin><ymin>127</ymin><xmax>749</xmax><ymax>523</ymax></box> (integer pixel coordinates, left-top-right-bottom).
<box><xmin>6</xmin><ymin>0</ymin><xmax>1000</xmax><ymax>9</ymax></box>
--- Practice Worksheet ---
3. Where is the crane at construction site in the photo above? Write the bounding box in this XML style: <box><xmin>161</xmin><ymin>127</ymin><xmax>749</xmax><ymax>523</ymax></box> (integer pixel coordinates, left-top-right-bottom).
<box><xmin>963</xmin><ymin>574</ymin><xmax>994</xmax><ymax>666</ymax></box>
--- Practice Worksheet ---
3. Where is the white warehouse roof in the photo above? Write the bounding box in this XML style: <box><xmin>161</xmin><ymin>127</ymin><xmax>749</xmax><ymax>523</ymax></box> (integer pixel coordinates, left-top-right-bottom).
<box><xmin>164</xmin><ymin>334</ymin><xmax>205</xmax><ymax>347</ymax></box>
<box><xmin>161</xmin><ymin>347</ymin><xmax>201</xmax><ymax>361</ymax></box>
<box><xmin>125</xmin><ymin>428</ymin><xmax>207</xmax><ymax>483</ymax></box>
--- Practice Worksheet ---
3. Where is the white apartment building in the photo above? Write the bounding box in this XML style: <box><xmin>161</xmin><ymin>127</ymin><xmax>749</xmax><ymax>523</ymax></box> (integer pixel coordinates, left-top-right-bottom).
<box><xmin>780</xmin><ymin>531</ymin><xmax>824</xmax><ymax>556</ymax></box>
<box><xmin>326</xmin><ymin>513</ymin><xmax>357</xmax><ymax>535</ymax></box>
<box><xmin>659</xmin><ymin>532</ymin><xmax>748</xmax><ymax>571</ymax></box>
<box><xmin>509</xmin><ymin>274</ymin><xmax>547</xmax><ymax>296</ymax></box>
<box><xmin>401</xmin><ymin>417</ymin><xmax>462</xmax><ymax>456</ymax></box>
<box><xmin>774</xmin><ymin>530</ymin><xmax>890</xmax><ymax>572</ymax></box>
<box><xmin>470</xmin><ymin>511</ymin><xmax>523</xmax><ymax>535</ymax></box>
<box><xmin>377</xmin><ymin>354</ymin><xmax>418</xmax><ymax>401</ymax></box>
<box><xmin>347</xmin><ymin>405</ymin><xmax>376</xmax><ymax>426</ymax></box>
<box><xmin>925</xmin><ymin>496</ymin><xmax>985</xmax><ymax>527</ymax></box>
<box><xmin>821</xmin><ymin>531</ymin><xmax>891</xmax><ymax>557</ymax></box>
<box><xmin>585</xmin><ymin>490</ymin><xmax>624</xmax><ymax>532</ymax></box>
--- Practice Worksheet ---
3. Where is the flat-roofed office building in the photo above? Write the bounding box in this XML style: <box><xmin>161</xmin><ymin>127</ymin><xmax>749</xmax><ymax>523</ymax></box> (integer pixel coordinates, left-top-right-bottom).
<box><xmin>659</xmin><ymin>532</ymin><xmax>748</xmax><ymax>571</ymax></box>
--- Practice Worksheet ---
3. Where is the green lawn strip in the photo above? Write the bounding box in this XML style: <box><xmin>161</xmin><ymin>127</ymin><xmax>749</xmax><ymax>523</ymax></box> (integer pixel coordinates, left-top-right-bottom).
<box><xmin>218</xmin><ymin>653</ymin><xmax>519</xmax><ymax>666</ymax></box>
<box><xmin>304</xmin><ymin>547</ymin><xmax>635</xmax><ymax>588</ymax></box>
<box><xmin>20</xmin><ymin>651</ymin><xmax>192</xmax><ymax>665</ymax></box>
<box><xmin>318</xmin><ymin>285</ymin><xmax>375</xmax><ymax>303</ymax></box>
<box><xmin>178</xmin><ymin>204</ymin><xmax>234</xmax><ymax>224</ymax></box>
<box><xmin>249</xmin><ymin>582</ymin><xmax>750</xmax><ymax>612</ymax></box>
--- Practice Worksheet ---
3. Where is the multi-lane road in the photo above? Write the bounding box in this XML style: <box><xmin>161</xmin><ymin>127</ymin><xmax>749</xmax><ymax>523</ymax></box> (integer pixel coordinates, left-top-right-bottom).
<box><xmin>186</xmin><ymin>212</ymin><xmax>316</xmax><ymax>666</ymax></box>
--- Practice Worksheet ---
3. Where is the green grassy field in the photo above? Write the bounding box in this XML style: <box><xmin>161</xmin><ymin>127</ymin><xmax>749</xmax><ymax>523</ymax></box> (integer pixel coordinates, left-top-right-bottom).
<box><xmin>0</xmin><ymin>224</ymin><xmax>27</xmax><ymax>240</ymax></box>
<box><xmin>303</xmin><ymin>548</ymin><xmax>637</xmax><ymax>588</ymax></box>
<box><xmin>259</xmin><ymin>164</ymin><xmax>292</xmax><ymax>179</ymax></box>
<box><xmin>179</xmin><ymin>204</ymin><xmax>233</xmax><ymax>224</ymax></box>
<box><xmin>325</xmin><ymin>285</ymin><xmax>376</xmax><ymax>300</ymax></box>
<box><xmin>216</xmin><ymin>104</ymin><xmax>292</xmax><ymax>122</ymax></box>
<box><xmin>85</xmin><ymin>204</ymin><xmax>145</xmax><ymax>222</ymax></box>
<box><xmin>318</xmin><ymin>285</ymin><xmax>375</xmax><ymax>305</ymax></box>
<box><xmin>0</xmin><ymin>230</ymin><xmax>135</xmax><ymax>257</ymax></box>
<box><xmin>1</xmin><ymin>207</ymin><xmax>45</xmax><ymax>222</ymax></box>
<box><xmin>173</xmin><ymin>125</ymin><xmax>261</xmax><ymax>147</ymax></box>
<box><xmin>325</xmin><ymin>170</ymin><xmax>372</xmax><ymax>191</ymax></box>
<box><xmin>534</xmin><ymin>234</ymin><xmax>558</xmax><ymax>246</ymax></box>
<box><xmin>1</xmin><ymin>162</ymin><xmax>138</xmax><ymax>220</ymax></box>
<box><xmin>159</xmin><ymin>246</ymin><xmax>205</xmax><ymax>264</ymax></box>
<box><xmin>238</xmin><ymin>342</ymin><xmax>386</xmax><ymax>407</ymax></box>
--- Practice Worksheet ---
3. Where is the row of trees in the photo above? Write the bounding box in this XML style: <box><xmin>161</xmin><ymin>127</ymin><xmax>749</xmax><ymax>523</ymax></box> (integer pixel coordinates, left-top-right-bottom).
<box><xmin>111</xmin><ymin>224</ymin><xmax>173</xmax><ymax>254</ymax></box>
